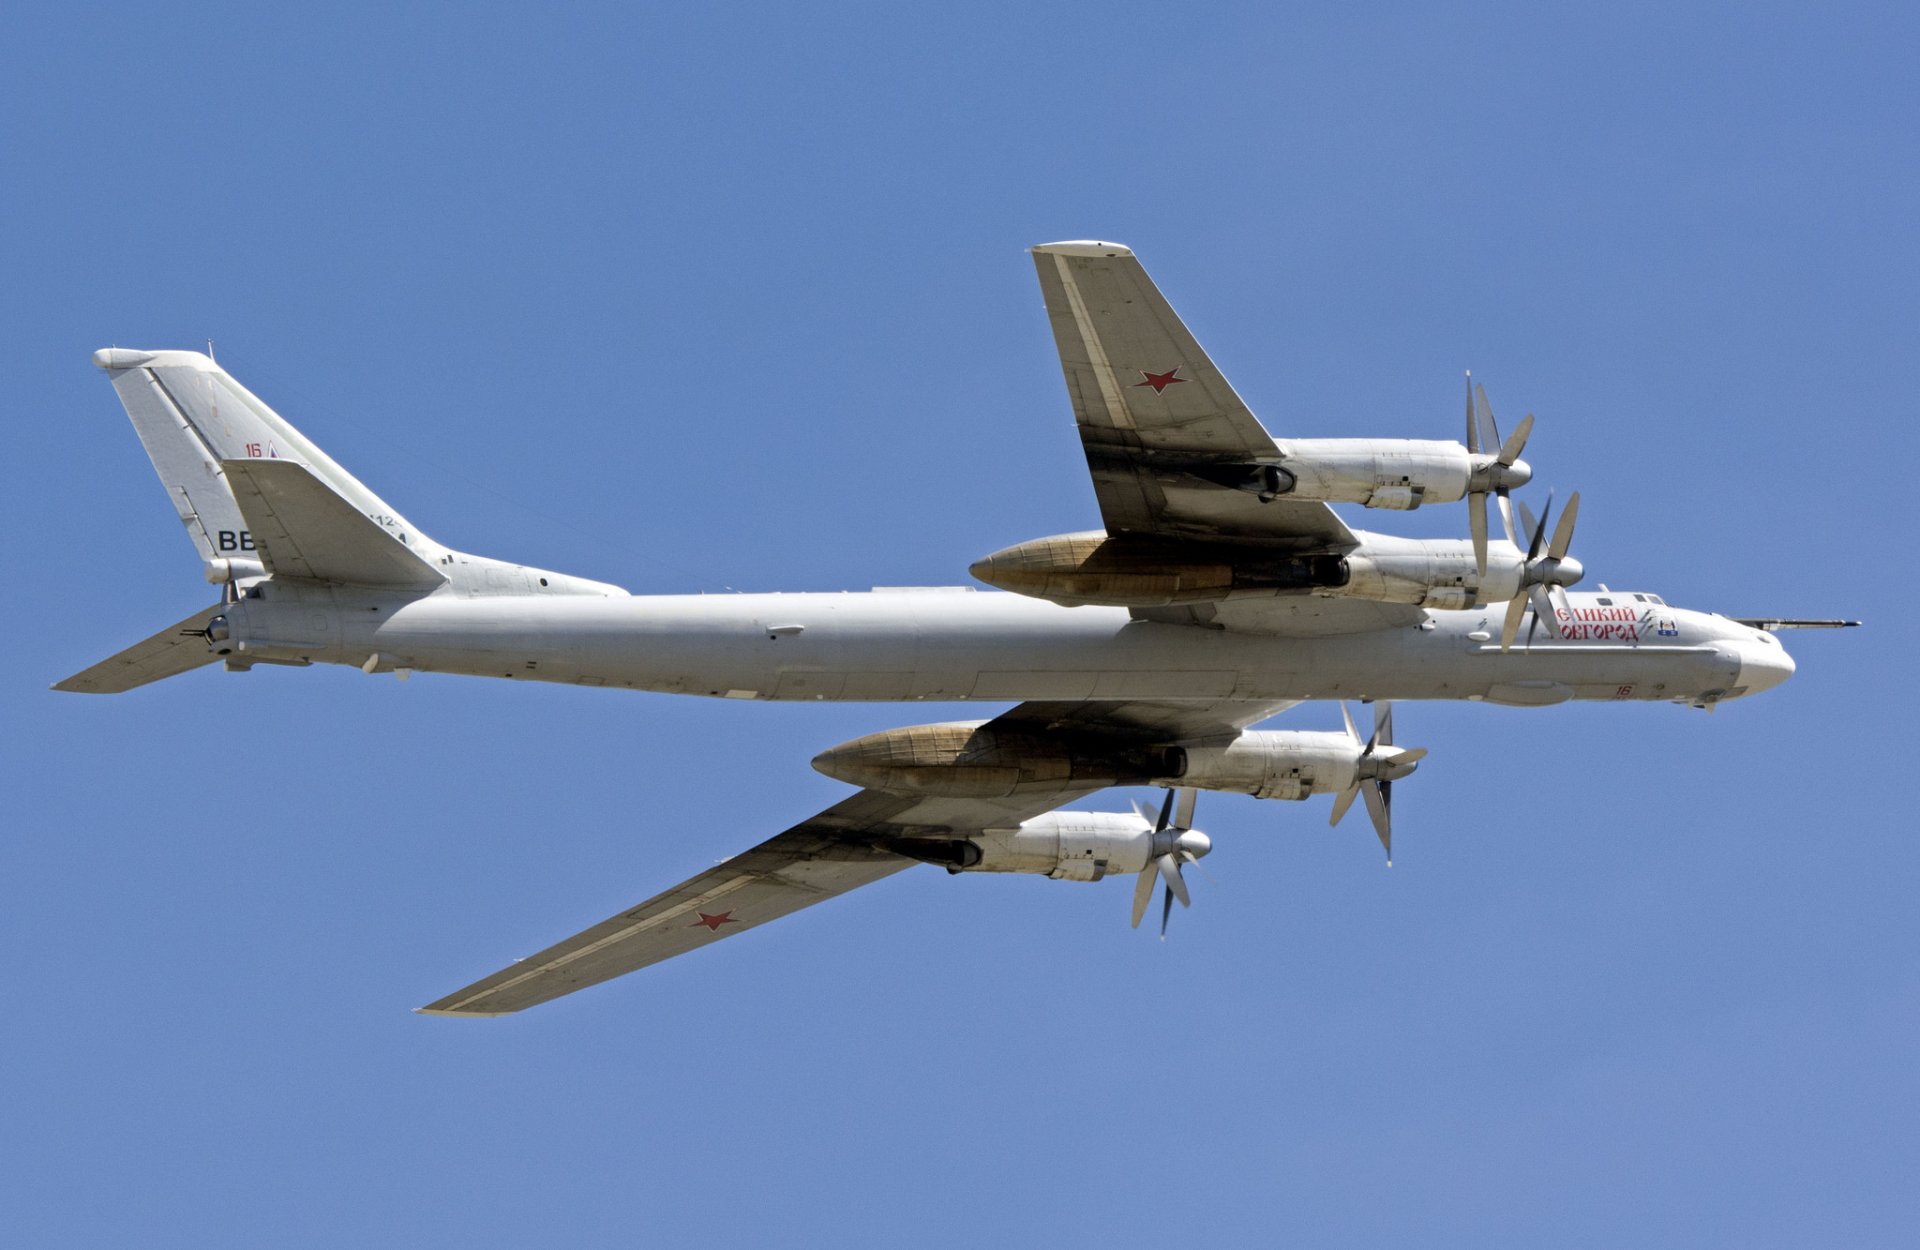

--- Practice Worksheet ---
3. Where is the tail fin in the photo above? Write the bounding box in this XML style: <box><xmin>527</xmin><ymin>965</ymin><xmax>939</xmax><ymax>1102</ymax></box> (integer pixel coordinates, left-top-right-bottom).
<box><xmin>53</xmin><ymin>604</ymin><xmax>230</xmax><ymax>694</ymax></box>
<box><xmin>91</xmin><ymin>348</ymin><xmax>443</xmax><ymax>579</ymax></box>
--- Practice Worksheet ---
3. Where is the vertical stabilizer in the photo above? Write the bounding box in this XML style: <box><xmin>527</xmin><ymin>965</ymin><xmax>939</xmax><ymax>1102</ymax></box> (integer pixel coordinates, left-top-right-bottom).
<box><xmin>90</xmin><ymin>348</ymin><xmax>442</xmax><ymax>576</ymax></box>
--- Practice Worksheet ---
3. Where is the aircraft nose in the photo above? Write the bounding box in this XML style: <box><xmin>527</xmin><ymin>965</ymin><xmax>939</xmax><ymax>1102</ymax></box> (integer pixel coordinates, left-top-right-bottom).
<box><xmin>1733</xmin><ymin>634</ymin><xmax>1796</xmax><ymax>696</ymax></box>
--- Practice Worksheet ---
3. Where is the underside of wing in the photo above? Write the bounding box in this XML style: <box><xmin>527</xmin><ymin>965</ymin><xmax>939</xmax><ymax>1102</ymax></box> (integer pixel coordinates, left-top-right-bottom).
<box><xmin>420</xmin><ymin>787</ymin><xmax>1106</xmax><ymax>1016</ymax></box>
<box><xmin>1031</xmin><ymin>242</ymin><xmax>1352</xmax><ymax>550</ymax></box>
<box><xmin>984</xmin><ymin>695</ymin><xmax>1298</xmax><ymax>744</ymax></box>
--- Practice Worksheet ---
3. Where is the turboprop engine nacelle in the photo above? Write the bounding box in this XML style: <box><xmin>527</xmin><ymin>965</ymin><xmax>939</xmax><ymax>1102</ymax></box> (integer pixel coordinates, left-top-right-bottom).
<box><xmin>1339</xmin><ymin>535</ymin><xmax>1503</xmax><ymax>610</ymax></box>
<box><xmin>1178</xmin><ymin>730</ymin><xmax>1367</xmax><ymax>800</ymax></box>
<box><xmin>1266</xmin><ymin>438</ymin><xmax>1479</xmax><ymax>510</ymax></box>
<box><xmin>889</xmin><ymin>810</ymin><xmax>1201</xmax><ymax>882</ymax></box>
<box><xmin>811</xmin><ymin>722</ymin><xmax>1183</xmax><ymax>798</ymax></box>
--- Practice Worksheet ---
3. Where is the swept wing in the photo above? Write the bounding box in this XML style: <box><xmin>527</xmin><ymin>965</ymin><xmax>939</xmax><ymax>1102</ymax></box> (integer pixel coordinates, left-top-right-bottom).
<box><xmin>420</xmin><ymin>783</ymin><xmax>1106</xmax><ymax>1016</ymax></box>
<box><xmin>1031</xmin><ymin>241</ymin><xmax>1353</xmax><ymax>550</ymax></box>
<box><xmin>424</xmin><ymin>695</ymin><xmax>1302</xmax><ymax>1014</ymax></box>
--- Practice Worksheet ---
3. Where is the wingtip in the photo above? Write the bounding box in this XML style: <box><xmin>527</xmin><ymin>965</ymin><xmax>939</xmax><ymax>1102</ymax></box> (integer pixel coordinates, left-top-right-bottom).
<box><xmin>414</xmin><ymin>1005</ymin><xmax>513</xmax><ymax>1019</ymax></box>
<box><xmin>1030</xmin><ymin>240</ymin><xmax>1135</xmax><ymax>258</ymax></box>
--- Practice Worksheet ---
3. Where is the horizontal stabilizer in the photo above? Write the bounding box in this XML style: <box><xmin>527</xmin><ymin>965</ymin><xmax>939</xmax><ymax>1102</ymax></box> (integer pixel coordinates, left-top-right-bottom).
<box><xmin>53</xmin><ymin>605</ymin><xmax>229</xmax><ymax>694</ymax></box>
<box><xmin>223</xmin><ymin>459</ymin><xmax>444</xmax><ymax>588</ymax></box>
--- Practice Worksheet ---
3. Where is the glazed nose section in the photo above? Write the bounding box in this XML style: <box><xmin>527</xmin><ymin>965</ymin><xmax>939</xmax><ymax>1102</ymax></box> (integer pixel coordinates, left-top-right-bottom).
<box><xmin>1733</xmin><ymin>635</ymin><xmax>1796</xmax><ymax>696</ymax></box>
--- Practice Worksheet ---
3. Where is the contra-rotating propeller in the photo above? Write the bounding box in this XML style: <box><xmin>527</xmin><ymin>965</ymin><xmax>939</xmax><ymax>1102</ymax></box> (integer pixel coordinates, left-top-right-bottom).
<box><xmin>1130</xmin><ymin>786</ymin><xmax>1210</xmax><ymax>939</ymax></box>
<box><xmin>1329</xmin><ymin>702</ymin><xmax>1428</xmax><ymax>865</ymax></box>
<box><xmin>1497</xmin><ymin>490</ymin><xmax>1585</xmax><ymax>652</ymax></box>
<box><xmin>1464</xmin><ymin>374</ymin><xmax>1535</xmax><ymax>578</ymax></box>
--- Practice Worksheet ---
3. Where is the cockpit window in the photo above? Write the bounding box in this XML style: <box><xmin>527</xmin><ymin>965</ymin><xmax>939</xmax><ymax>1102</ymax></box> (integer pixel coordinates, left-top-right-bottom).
<box><xmin>1597</xmin><ymin>597</ymin><xmax>1614</xmax><ymax>606</ymax></box>
<box><xmin>1645</xmin><ymin>594</ymin><xmax>1665</xmax><ymax>605</ymax></box>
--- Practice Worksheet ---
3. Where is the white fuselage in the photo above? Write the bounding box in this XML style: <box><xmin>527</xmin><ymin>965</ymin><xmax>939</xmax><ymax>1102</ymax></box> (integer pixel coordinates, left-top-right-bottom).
<box><xmin>212</xmin><ymin>583</ymin><xmax>1792</xmax><ymax>709</ymax></box>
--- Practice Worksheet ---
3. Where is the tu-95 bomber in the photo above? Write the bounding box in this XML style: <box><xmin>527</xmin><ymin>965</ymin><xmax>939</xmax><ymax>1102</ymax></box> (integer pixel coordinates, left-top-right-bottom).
<box><xmin>59</xmin><ymin>241</ymin><xmax>1856</xmax><ymax>1014</ymax></box>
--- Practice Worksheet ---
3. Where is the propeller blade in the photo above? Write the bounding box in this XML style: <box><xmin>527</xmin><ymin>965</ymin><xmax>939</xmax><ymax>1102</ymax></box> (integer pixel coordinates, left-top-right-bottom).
<box><xmin>1548</xmin><ymin>585</ymin><xmax>1573</xmax><ymax>631</ymax></box>
<box><xmin>1340</xmin><ymin>700</ymin><xmax>1360</xmax><ymax>744</ymax></box>
<box><xmin>1374</xmin><ymin>701</ymin><xmax>1394</xmax><ymax>748</ymax></box>
<box><xmin>1497</xmin><ymin>412</ymin><xmax>1533</xmax><ymax>466</ymax></box>
<box><xmin>1160</xmin><ymin>884</ymin><xmax>1174</xmax><ymax>939</ymax></box>
<box><xmin>1496</xmin><ymin>490</ymin><xmax>1517</xmax><ymax>546</ymax></box>
<box><xmin>1521</xmin><ymin>491</ymin><xmax>1553</xmax><ymax>561</ymax></box>
<box><xmin>1470</xmin><ymin>491</ymin><xmax>1489</xmax><ymax>578</ymax></box>
<box><xmin>1473</xmin><ymin>382</ymin><xmax>1501</xmax><ymax>453</ymax></box>
<box><xmin>1500</xmin><ymin>591</ymin><xmax>1529</xmax><ymax>651</ymax></box>
<box><xmin>1158</xmin><ymin>853</ymin><xmax>1191</xmax><ymax>908</ymax></box>
<box><xmin>1330</xmin><ymin>784</ymin><xmax>1360</xmax><ymax>827</ymax></box>
<box><xmin>1173</xmin><ymin>786</ymin><xmax>1197</xmax><ymax>831</ymax></box>
<box><xmin>1393</xmin><ymin>746</ymin><xmax>1429</xmax><ymax>766</ymax></box>
<box><xmin>1153</xmin><ymin>787</ymin><xmax>1175</xmax><ymax>832</ymax></box>
<box><xmin>1131</xmin><ymin>863</ymin><xmax>1156</xmax><ymax>929</ymax></box>
<box><xmin>1360</xmin><ymin>778</ymin><xmax>1392</xmax><ymax>858</ymax></box>
<box><xmin>1530</xmin><ymin>584</ymin><xmax>1558</xmax><ymax>642</ymax></box>
<box><xmin>1464</xmin><ymin>372</ymin><xmax>1480</xmax><ymax>454</ymax></box>
<box><xmin>1548</xmin><ymin>490</ymin><xmax>1580</xmax><ymax>562</ymax></box>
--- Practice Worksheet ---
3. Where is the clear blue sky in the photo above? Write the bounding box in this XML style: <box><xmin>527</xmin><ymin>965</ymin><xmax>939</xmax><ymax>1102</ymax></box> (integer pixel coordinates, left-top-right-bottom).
<box><xmin>5</xmin><ymin>3</ymin><xmax>1912</xmax><ymax>1246</ymax></box>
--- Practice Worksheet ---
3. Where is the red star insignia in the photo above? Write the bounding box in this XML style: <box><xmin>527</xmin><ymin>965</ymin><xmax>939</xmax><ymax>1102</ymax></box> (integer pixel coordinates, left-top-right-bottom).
<box><xmin>1134</xmin><ymin>368</ymin><xmax>1187</xmax><ymax>394</ymax></box>
<box><xmin>692</xmin><ymin>911</ymin><xmax>739</xmax><ymax>931</ymax></box>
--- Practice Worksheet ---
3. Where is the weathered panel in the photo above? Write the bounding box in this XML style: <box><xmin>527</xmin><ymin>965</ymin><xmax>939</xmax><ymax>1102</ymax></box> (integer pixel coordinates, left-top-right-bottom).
<box><xmin>1090</xmin><ymin>670</ymin><xmax>1236</xmax><ymax>699</ymax></box>
<box><xmin>970</xmin><ymin>671</ymin><xmax>1101</xmax><ymax>700</ymax></box>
